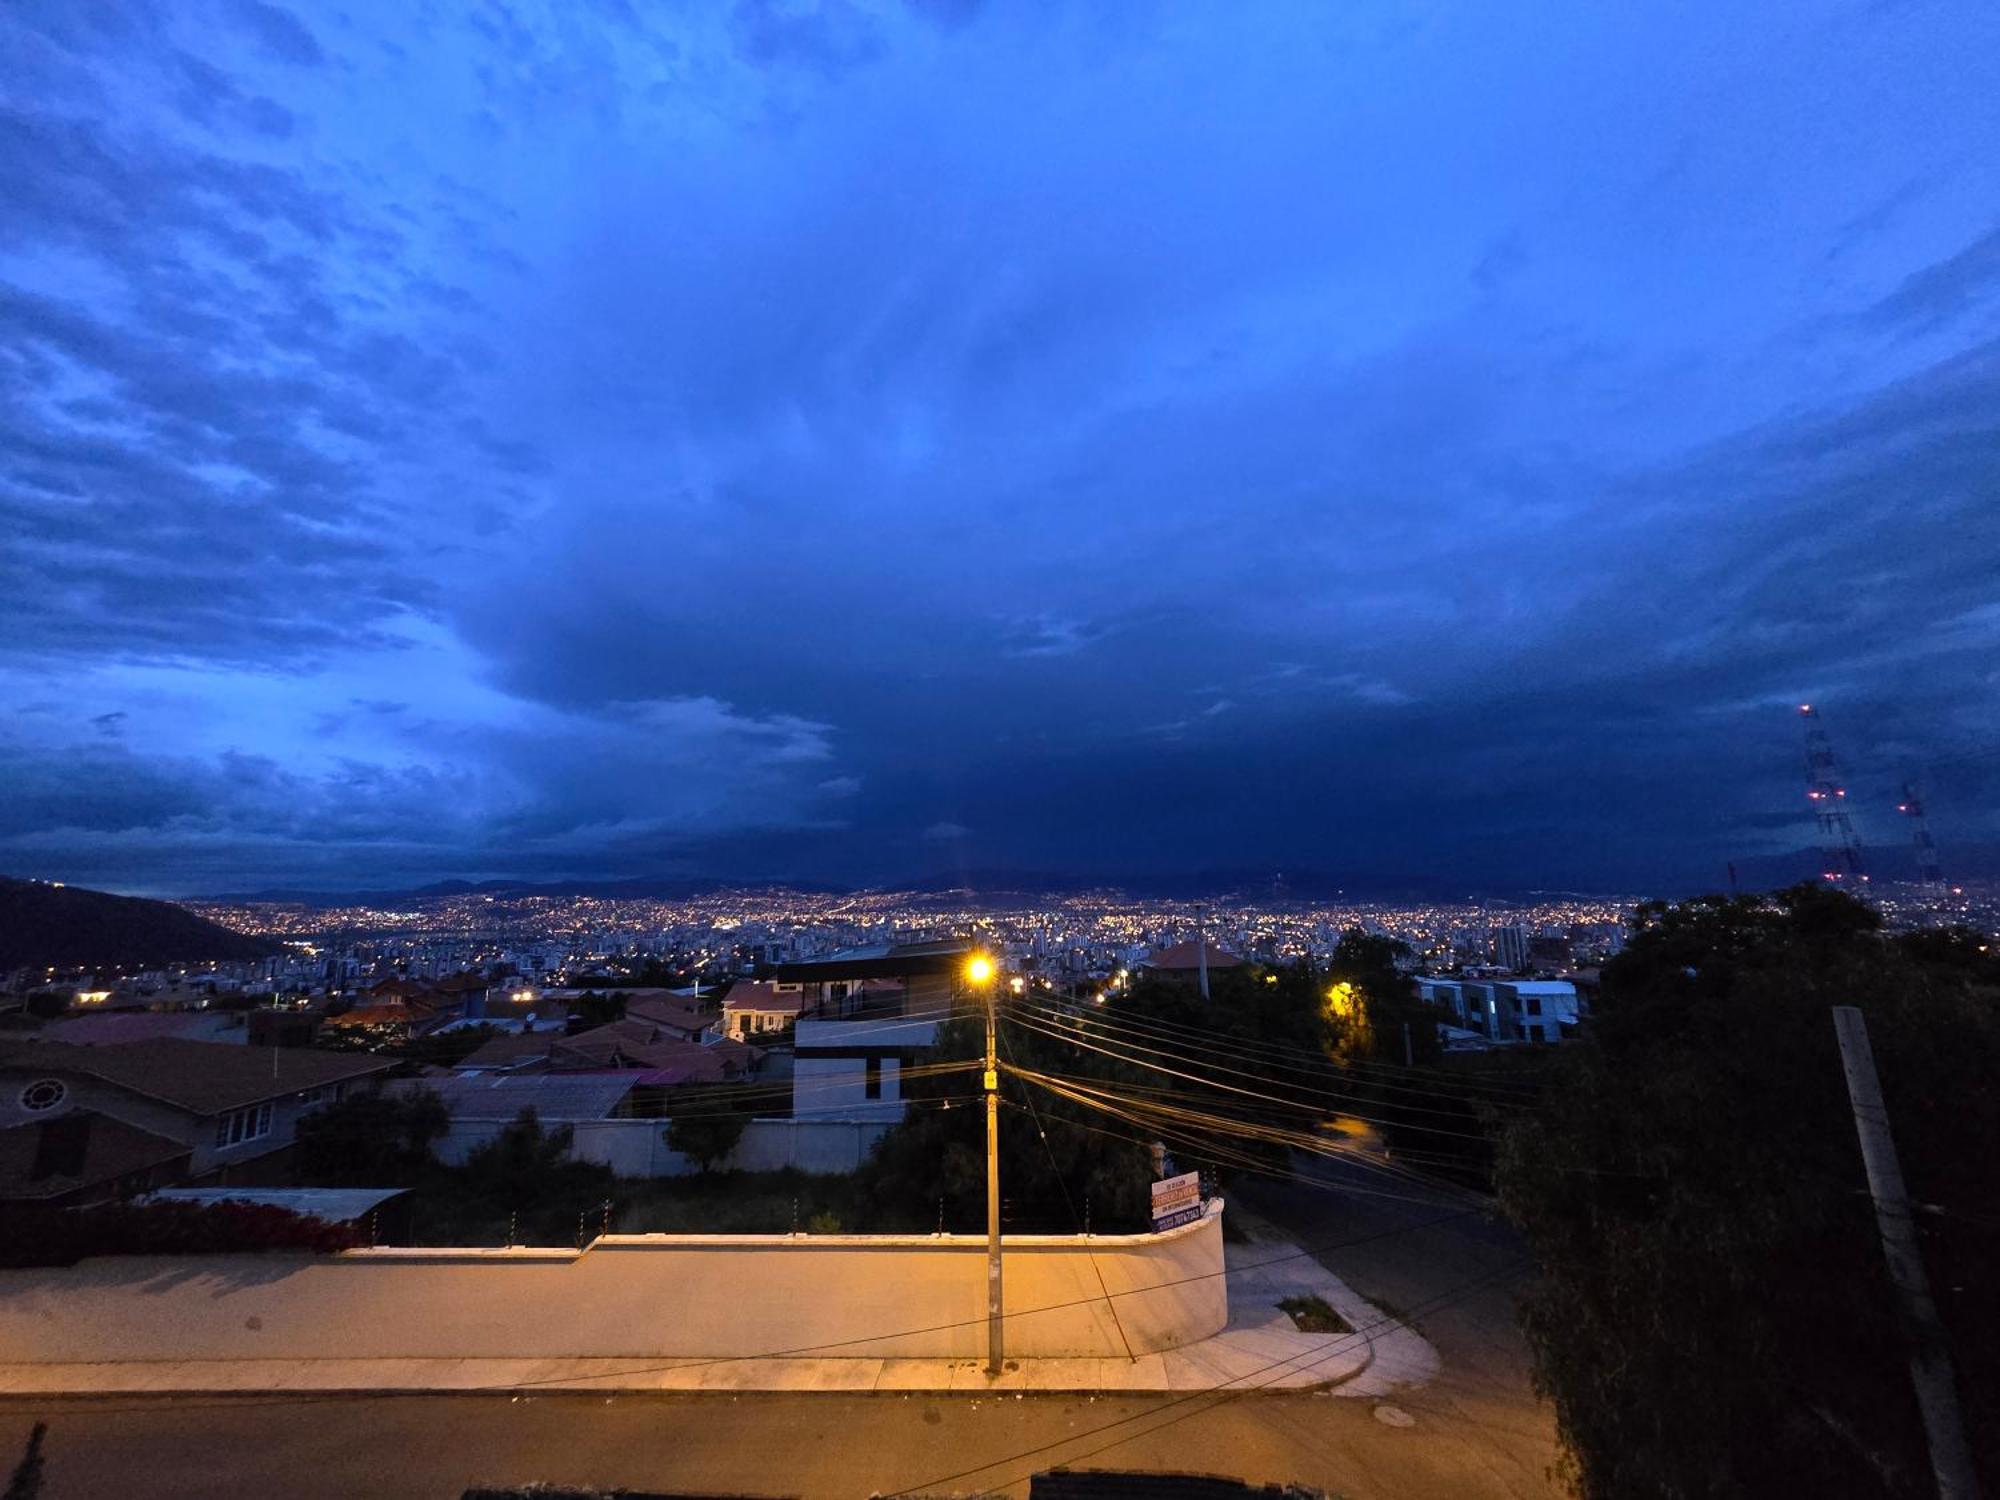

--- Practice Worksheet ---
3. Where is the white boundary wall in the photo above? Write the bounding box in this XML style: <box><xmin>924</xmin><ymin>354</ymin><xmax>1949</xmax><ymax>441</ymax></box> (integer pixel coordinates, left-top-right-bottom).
<box><xmin>0</xmin><ymin>1202</ymin><xmax>1226</xmax><ymax>1362</ymax></box>
<box><xmin>433</xmin><ymin>1117</ymin><xmax>889</xmax><ymax>1177</ymax></box>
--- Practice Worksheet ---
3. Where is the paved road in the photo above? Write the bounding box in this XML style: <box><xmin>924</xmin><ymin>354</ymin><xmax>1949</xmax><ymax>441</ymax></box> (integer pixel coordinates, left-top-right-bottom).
<box><xmin>2</xmin><ymin>1382</ymin><xmax>1545</xmax><ymax>1500</ymax></box>
<box><xmin>1235</xmin><ymin>1136</ymin><xmax>1562</xmax><ymax>1500</ymax></box>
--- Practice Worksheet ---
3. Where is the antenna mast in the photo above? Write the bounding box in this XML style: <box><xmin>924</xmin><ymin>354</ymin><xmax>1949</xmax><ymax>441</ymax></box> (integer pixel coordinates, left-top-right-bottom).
<box><xmin>1896</xmin><ymin>780</ymin><xmax>1946</xmax><ymax>891</ymax></box>
<box><xmin>1800</xmin><ymin>704</ymin><xmax>1866</xmax><ymax>884</ymax></box>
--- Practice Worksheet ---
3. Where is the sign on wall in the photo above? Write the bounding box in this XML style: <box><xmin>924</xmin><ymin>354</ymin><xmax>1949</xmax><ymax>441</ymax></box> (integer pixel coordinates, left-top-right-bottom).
<box><xmin>1150</xmin><ymin>1170</ymin><xmax>1203</xmax><ymax>1232</ymax></box>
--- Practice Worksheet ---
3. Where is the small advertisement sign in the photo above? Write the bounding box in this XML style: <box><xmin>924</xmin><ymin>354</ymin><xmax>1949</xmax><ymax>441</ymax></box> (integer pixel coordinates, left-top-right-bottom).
<box><xmin>1150</xmin><ymin>1170</ymin><xmax>1203</xmax><ymax>1231</ymax></box>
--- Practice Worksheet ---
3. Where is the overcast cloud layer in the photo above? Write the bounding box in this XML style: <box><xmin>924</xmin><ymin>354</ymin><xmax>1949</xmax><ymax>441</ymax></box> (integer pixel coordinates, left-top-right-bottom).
<box><xmin>4</xmin><ymin>0</ymin><xmax>2000</xmax><ymax>896</ymax></box>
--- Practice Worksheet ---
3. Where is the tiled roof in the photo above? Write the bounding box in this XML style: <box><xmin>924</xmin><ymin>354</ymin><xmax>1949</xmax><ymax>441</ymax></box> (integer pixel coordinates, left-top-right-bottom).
<box><xmin>1145</xmin><ymin>941</ymin><xmax>1244</xmax><ymax>971</ymax></box>
<box><xmin>0</xmin><ymin>1040</ymin><xmax>395</xmax><ymax>1116</ymax></box>
<box><xmin>624</xmin><ymin>997</ymin><xmax>713</xmax><ymax>1035</ymax></box>
<box><xmin>0</xmin><ymin>1110</ymin><xmax>192</xmax><ymax>1201</ymax></box>
<box><xmin>455</xmin><ymin>1031</ymin><xmax>559</xmax><ymax>1071</ymax></box>
<box><xmin>415</xmin><ymin>1073</ymin><xmax>639</xmax><ymax>1121</ymax></box>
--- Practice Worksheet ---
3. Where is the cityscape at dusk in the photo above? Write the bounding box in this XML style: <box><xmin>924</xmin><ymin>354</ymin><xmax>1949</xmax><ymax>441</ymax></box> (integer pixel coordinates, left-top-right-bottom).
<box><xmin>3</xmin><ymin>2</ymin><xmax>1998</xmax><ymax>1497</ymax></box>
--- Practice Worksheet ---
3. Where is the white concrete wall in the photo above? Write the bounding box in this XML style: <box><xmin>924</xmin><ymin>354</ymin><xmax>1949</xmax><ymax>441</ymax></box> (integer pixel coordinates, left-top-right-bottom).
<box><xmin>0</xmin><ymin>1203</ymin><xmax>1227</xmax><ymax>1362</ymax></box>
<box><xmin>432</xmin><ymin>1116</ymin><xmax>891</xmax><ymax>1177</ymax></box>
<box><xmin>790</xmin><ymin>1056</ymin><xmax>905</xmax><ymax>1121</ymax></box>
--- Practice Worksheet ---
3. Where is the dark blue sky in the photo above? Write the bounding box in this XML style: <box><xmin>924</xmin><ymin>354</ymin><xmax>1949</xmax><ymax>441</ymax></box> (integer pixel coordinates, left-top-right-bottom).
<box><xmin>4</xmin><ymin>2</ymin><xmax>2000</xmax><ymax>896</ymax></box>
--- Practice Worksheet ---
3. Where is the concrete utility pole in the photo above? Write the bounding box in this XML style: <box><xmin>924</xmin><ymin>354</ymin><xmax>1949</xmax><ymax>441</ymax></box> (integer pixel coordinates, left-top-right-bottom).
<box><xmin>973</xmin><ymin>955</ymin><xmax>1003</xmax><ymax>1376</ymax></box>
<box><xmin>1831</xmin><ymin>1007</ymin><xmax>1981</xmax><ymax>1500</ymax></box>
<box><xmin>984</xmin><ymin>994</ymin><xmax>1003</xmax><ymax>1374</ymax></box>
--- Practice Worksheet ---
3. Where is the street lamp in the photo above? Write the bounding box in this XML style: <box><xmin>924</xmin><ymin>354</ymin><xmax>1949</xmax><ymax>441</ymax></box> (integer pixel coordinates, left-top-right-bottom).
<box><xmin>966</xmin><ymin>952</ymin><xmax>1003</xmax><ymax>1375</ymax></box>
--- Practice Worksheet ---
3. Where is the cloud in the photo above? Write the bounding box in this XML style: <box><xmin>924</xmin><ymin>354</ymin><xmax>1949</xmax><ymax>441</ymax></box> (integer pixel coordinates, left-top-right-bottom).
<box><xmin>5</xmin><ymin>0</ymin><xmax>2000</xmax><ymax>892</ymax></box>
<box><xmin>1863</xmin><ymin>225</ymin><xmax>2000</xmax><ymax>335</ymax></box>
<box><xmin>226</xmin><ymin>1</ymin><xmax>324</xmax><ymax>67</ymax></box>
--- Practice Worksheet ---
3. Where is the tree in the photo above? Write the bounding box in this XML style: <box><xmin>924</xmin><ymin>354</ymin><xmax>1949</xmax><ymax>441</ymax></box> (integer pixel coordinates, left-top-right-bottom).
<box><xmin>1495</xmin><ymin>886</ymin><xmax>2000</xmax><ymax>1497</ymax></box>
<box><xmin>856</xmin><ymin>1014</ymin><xmax>1153</xmax><ymax>1233</ymax></box>
<box><xmin>664</xmin><ymin>1088</ymin><xmax>749</xmax><ymax>1171</ymax></box>
<box><xmin>294</xmin><ymin>1087</ymin><xmax>448</xmax><ymax>1186</ymax></box>
<box><xmin>459</xmin><ymin>1107</ymin><xmax>614</xmax><ymax>1244</ymax></box>
<box><xmin>573</xmin><ymin>990</ymin><xmax>628</xmax><ymax>1028</ymax></box>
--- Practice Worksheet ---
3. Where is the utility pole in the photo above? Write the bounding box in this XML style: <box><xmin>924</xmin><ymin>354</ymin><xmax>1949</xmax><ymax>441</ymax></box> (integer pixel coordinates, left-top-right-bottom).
<box><xmin>1831</xmin><ymin>1007</ymin><xmax>1980</xmax><ymax>1500</ymax></box>
<box><xmin>971</xmin><ymin>955</ymin><xmax>1003</xmax><ymax>1376</ymax></box>
<box><xmin>1402</xmin><ymin>1021</ymin><xmax>1413</xmax><ymax>1069</ymax></box>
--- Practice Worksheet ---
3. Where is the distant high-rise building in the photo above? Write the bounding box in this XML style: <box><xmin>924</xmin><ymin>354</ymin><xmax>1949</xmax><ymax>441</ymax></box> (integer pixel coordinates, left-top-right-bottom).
<box><xmin>1490</xmin><ymin>925</ymin><xmax>1530</xmax><ymax>972</ymax></box>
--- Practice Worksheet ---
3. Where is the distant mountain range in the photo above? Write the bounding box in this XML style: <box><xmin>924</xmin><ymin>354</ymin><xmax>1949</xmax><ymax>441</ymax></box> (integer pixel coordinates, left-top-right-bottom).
<box><xmin>0</xmin><ymin>876</ymin><xmax>284</xmax><ymax>973</ymax></box>
<box><xmin>203</xmin><ymin>875</ymin><xmax>848</xmax><ymax>907</ymax></box>
<box><xmin>196</xmin><ymin>848</ymin><xmax>1999</xmax><ymax>911</ymax></box>
<box><xmin>203</xmin><ymin>866</ymin><xmax>1617</xmax><ymax>907</ymax></box>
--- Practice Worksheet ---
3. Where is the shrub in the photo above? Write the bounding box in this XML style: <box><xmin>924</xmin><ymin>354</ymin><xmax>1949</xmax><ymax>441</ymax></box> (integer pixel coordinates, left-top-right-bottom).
<box><xmin>0</xmin><ymin>1200</ymin><xmax>357</xmax><ymax>1268</ymax></box>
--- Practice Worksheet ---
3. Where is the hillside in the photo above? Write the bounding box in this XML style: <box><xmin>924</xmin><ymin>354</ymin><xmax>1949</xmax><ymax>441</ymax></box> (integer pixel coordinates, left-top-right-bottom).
<box><xmin>0</xmin><ymin>877</ymin><xmax>282</xmax><ymax>973</ymax></box>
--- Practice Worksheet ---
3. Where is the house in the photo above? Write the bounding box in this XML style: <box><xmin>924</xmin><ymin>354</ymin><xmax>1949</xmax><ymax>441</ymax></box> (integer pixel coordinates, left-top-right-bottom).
<box><xmin>0</xmin><ymin>1040</ymin><xmax>398</xmax><ymax>1185</ymax></box>
<box><xmin>623</xmin><ymin>994</ymin><xmax>714</xmax><ymax>1041</ymax></box>
<box><xmin>718</xmin><ymin>980</ymin><xmax>811</xmax><ymax>1041</ymax></box>
<box><xmin>1417</xmin><ymin>977</ymin><xmax>1583</xmax><ymax>1044</ymax></box>
<box><xmin>774</xmin><ymin>940</ymin><xmax>970</xmax><ymax>1122</ymax></box>
<box><xmin>0</xmin><ymin>1111</ymin><xmax>192</xmax><ymax>1207</ymax></box>
<box><xmin>1141</xmin><ymin>940</ymin><xmax>1244</xmax><ymax>984</ymax></box>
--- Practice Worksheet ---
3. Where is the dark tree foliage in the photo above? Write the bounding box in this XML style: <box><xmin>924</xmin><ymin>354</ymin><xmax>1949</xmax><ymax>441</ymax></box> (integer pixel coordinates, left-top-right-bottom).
<box><xmin>1096</xmin><ymin>964</ymin><xmax>1340</xmax><ymax>1177</ymax></box>
<box><xmin>663</xmin><ymin>1086</ymin><xmax>750</xmax><ymax>1171</ymax></box>
<box><xmin>571</xmin><ymin>990</ymin><xmax>628</xmax><ymax>1028</ymax></box>
<box><xmin>458</xmin><ymin>1107</ymin><xmax>615</xmax><ymax>1244</ymax></box>
<box><xmin>1496</xmin><ymin>885</ymin><xmax>2000</xmax><ymax>1498</ymax></box>
<box><xmin>856</xmin><ymin>1014</ymin><xmax>1154</xmax><ymax>1233</ymax></box>
<box><xmin>294</xmin><ymin>1086</ymin><xmax>449</xmax><ymax>1186</ymax></box>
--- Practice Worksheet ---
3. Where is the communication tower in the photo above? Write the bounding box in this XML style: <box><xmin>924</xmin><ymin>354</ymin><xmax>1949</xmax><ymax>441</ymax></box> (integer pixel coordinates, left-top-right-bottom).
<box><xmin>1800</xmin><ymin>704</ymin><xmax>1866</xmax><ymax>883</ymax></box>
<box><xmin>1896</xmin><ymin>780</ymin><xmax>1947</xmax><ymax>890</ymax></box>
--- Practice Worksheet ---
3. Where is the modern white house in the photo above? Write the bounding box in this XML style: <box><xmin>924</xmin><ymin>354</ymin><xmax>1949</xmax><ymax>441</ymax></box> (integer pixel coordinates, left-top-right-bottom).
<box><xmin>716</xmin><ymin>980</ymin><xmax>811</xmax><ymax>1041</ymax></box>
<box><xmin>774</xmin><ymin>940</ymin><xmax>970</xmax><ymax>1123</ymax></box>
<box><xmin>1417</xmin><ymin>977</ymin><xmax>1583</xmax><ymax>1044</ymax></box>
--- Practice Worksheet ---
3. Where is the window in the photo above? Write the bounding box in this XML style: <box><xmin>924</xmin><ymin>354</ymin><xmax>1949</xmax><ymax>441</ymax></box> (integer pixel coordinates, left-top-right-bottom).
<box><xmin>19</xmin><ymin>1079</ymin><xmax>66</xmax><ymax>1113</ymax></box>
<box><xmin>864</xmin><ymin>1057</ymin><xmax>882</xmax><ymax>1100</ymax></box>
<box><xmin>214</xmin><ymin>1102</ymin><xmax>274</xmax><ymax>1150</ymax></box>
<box><xmin>1525</xmin><ymin>996</ymin><xmax>1542</xmax><ymax>1017</ymax></box>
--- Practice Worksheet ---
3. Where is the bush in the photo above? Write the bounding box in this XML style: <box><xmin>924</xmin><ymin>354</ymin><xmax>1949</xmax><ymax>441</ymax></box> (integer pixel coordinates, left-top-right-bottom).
<box><xmin>0</xmin><ymin>1200</ymin><xmax>356</xmax><ymax>1267</ymax></box>
<box><xmin>294</xmin><ymin>1086</ymin><xmax>448</xmax><ymax>1186</ymax></box>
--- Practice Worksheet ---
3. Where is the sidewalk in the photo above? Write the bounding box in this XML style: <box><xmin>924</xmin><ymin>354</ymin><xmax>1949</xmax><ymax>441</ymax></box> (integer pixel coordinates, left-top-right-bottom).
<box><xmin>0</xmin><ymin>1220</ymin><xmax>1437</xmax><ymax>1400</ymax></box>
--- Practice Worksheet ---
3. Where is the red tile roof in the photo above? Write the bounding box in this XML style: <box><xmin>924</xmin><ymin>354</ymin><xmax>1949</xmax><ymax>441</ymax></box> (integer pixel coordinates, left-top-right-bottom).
<box><xmin>1144</xmin><ymin>940</ymin><xmax>1244</xmax><ymax>971</ymax></box>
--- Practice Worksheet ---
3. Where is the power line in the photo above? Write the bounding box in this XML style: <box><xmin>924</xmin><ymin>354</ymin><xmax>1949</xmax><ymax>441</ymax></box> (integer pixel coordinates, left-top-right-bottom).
<box><xmin>1017</xmin><ymin>997</ymin><xmax>1545</xmax><ymax>1117</ymax></box>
